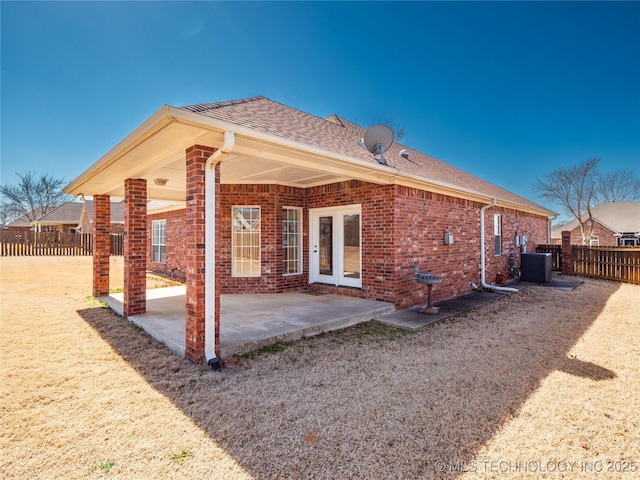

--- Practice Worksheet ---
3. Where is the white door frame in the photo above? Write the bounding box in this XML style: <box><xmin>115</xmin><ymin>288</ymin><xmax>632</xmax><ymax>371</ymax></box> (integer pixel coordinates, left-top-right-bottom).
<box><xmin>309</xmin><ymin>204</ymin><xmax>362</xmax><ymax>288</ymax></box>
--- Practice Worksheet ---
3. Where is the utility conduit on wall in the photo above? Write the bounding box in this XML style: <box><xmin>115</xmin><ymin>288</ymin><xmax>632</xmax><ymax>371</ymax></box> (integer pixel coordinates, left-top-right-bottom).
<box><xmin>480</xmin><ymin>199</ymin><xmax>518</xmax><ymax>294</ymax></box>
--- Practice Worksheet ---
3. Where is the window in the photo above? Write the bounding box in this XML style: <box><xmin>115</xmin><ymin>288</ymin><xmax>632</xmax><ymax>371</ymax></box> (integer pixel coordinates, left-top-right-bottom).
<box><xmin>151</xmin><ymin>220</ymin><xmax>166</xmax><ymax>264</ymax></box>
<box><xmin>620</xmin><ymin>237</ymin><xmax>638</xmax><ymax>246</ymax></box>
<box><xmin>494</xmin><ymin>214</ymin><xmax>502</xmax><ymax>256</ymax></box>
<box><xmin>232</xmin><ymin>206</ymin><xmax>260</xmax><ymax>277</ymax></box>
<box><xmin>283</xmin><ymin>207</ymin><xmax>302</xmax><ymax>275</ymax></box>
<box><xmin>589</xmin><ymin>236</ymin><xmax>599</xmax><ymax>247</ymax></box>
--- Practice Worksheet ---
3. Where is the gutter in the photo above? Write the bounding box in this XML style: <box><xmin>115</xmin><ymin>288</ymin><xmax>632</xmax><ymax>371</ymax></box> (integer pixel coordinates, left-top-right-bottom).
<box><xmin>204</xmin><ymin>131</ymin><xmax>235</xmax><ymax>370</ymax></box>
<box><xmin>480</xmin><ymin>199</ymin><xmax>518</xmax><ymax>294</ymax></box>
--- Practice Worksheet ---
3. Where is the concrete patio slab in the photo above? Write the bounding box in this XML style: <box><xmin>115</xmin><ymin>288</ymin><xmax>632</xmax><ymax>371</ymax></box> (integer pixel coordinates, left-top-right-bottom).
<box><xmin>99</xmin><ymin>288</ymin><xmax>394</xmax><ymax>358</ymax></box>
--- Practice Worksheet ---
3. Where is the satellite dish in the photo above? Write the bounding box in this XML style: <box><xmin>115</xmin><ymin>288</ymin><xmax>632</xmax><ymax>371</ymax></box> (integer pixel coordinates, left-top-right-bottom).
<box><xmin>362</xmin><ymin>124</ymin><xmax>394</xmax><ymax>165</ymax></box>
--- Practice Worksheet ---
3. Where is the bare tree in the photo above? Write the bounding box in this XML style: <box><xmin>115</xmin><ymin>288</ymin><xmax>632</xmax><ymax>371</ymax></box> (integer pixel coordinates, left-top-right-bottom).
<box><xmin>0</xmin><ymin>171</ymin><xmax>71</xmax><ymax>223</ymax></box>
<box><xmin>0</xmin><ymin>201</ymin><xmax>18</xmax><ymax>226</ymax></box>
<box><xmin>372</xmin><ymin>116</ymin><xmax>408</xmax><ymax>145</ymax></box>
<box><xmin>534</xmin><ymin>158</ymin><xmax>600</xmax><ymax>245</ymax></box>
<box><xmin>597</xmin><ymin>168</ymin><xmax>640</xmax><ymax>203</ymax></box>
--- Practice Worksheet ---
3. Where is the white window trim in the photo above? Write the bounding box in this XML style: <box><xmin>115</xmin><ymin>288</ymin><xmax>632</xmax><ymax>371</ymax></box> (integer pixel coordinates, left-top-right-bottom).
<box><xmin>494</xmin><ymin>214</ymin><xmax>502</xmax><ymax>256</ymax></box>
<box><xmin>232</xmin><ymin>206</ymin><xmax>261</xmax><ymax>278</ymax></box>
<box><xmin>283</xmin><ymin>206</ymin><xmax>302</xmax><ymax>276</ymax></box>
<box><xmin>151</xmin><ymin>219</ymin><xmax>166</xmax><ymax>264</ymax></box>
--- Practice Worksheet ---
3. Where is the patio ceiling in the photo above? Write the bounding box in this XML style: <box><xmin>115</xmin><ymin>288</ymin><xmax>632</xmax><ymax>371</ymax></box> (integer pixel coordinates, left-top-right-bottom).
<box><xmin>64</xmin><ymin>106</ymin><xmax>392</xmax><ymax>204</ymax></box>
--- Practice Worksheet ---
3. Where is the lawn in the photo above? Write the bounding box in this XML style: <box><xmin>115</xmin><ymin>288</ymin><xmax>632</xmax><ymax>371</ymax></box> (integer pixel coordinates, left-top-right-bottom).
<box><xmin>1</xmin><ymin>256</ymin><xmax>638</xmax><ymax>479</ymax></box>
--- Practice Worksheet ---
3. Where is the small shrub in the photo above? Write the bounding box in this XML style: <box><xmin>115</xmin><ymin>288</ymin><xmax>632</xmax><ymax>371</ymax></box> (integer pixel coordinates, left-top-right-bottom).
<box><xmin>170</xmin><ymin>449</ymin><xmax>194</xmax><ymax>461</ymax></box>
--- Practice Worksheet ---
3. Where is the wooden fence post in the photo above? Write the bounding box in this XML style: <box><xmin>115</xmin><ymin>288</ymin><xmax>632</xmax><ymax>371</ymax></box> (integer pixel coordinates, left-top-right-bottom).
<box><xmin>561</xmin><ymin>231</ymin><xmax>573</xmax><ymax>276</ymax></box>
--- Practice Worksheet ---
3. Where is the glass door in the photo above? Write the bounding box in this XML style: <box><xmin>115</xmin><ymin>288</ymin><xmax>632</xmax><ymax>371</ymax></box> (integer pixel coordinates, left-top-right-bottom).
<box><xmin>310</xmin><ymin>205</ymin><xmax>361</xmax><ymax>288</ymax></box>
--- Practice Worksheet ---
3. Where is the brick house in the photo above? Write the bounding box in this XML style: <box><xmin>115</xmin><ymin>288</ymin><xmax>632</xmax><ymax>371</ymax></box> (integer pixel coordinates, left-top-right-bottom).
<box><xmin>78</xmin><ymin>199</ymin><xmax>125</xmax><ymax>235</ymax></box>
<box><xmin>551</xmin><ymin>202</ymin><xmax>640</xmax><ymax>246</ymax></box>
<box><xmin>64</xmin><ymin>96</ymin><xmax>555</xmax><ymax>363</ymax></box>
<box><xmin>5</xmin><ymin>207</ymin><xmax>46</xmax><ymax>231</ymax></box>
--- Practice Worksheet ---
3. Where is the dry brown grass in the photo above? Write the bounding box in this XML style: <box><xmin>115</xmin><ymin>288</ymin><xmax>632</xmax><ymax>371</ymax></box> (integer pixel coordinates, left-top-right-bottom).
<box><xmin>1</xmin><ymin>256</ymin><xmax>638</xmax><ymax>479</ymax></box>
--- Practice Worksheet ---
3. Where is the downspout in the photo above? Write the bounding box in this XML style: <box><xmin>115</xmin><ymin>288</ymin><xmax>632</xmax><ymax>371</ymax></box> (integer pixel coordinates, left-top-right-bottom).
<box><xmin>480</xmin><ymin>199</ymin><xmax>518</xmax><ymax>293</ymax></box>
<box><xmin>204</xmin><ymin>131</ymin><xmax>235</xmax><ymax>367</ymax></box>
<box><xmin>547</xmin><ymin>215</ymin><xmax>558</xmax><ymax>244</ymax></box>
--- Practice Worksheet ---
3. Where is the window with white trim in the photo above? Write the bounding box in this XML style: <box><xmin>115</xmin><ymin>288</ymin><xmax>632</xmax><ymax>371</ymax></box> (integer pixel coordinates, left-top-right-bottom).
<box><xmin>232</xmin><ymin>206</ymin><xmax>261</xmax><ymax>277</ymax></box>
<box><xmin>283</xmin><ymin>207</ymin><xmax>302</xmax><ymax>275</ymax></box>
<box><xmin>589</xmin><ymin>236</ymin><xmax>599</xmax><ymax>247</ymax></box>
<box><xmin>494</xmin><ymin>214</ymin><xmax>502</xmax><ymax>256</ymax></box>
<box><xmin>151</xmin><ymin>220</ymin><xmax>166</xmax><ymax>264</ymax></box>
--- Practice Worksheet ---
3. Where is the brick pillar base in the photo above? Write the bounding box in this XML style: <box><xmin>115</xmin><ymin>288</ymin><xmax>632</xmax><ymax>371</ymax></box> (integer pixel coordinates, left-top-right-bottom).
<box><xmin>185</xmin><ymin>145</ymin><xmax>217</xmax><ymax>363</ymax></box>
<box><xmin>93</xmin><ymin>195</ymin><xmax>111</xmax><ymax>297</ymax></box>
<box><xmin>561</xmin><ymin>230</ymin><xmax>573</xmax><ymax>276</ymax></box>
<box><xmin>124</xmin><ymin>178</ymin><xmax>147</xmax><ymax>317</ymax></box>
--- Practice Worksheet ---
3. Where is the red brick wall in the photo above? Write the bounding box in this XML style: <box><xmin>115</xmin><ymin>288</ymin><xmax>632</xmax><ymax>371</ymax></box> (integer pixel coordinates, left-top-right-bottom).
<box><xmin>147</xmin><ymin>209</ymin><xmax>187</xmax><ymax>279</ymax></box>
<box><xmin>184</xmin><ymin>145</ymin><xmax>216</xmax><ymax>362</ymax></box>
<box><xmin>218</xmin><ymin>184</ymin><xmax>308</xmax><ymax>293</ymax></box>
<box><xmin>123</xmin><ymin>179</ymin><xmax>147</xmax><ymax>317</ymax></box>
<box><xmin>569</xmin><ymin>222</ymin><xmax>617</xmax><ymax>246</ymax></box>
<box><xmin>147</xmin><ymin>179</ymin><xmax>549</xmax><ymax>309</ymax></box>
<box><xmin>306</xmin><ymin>181</ymin><xmax>396</xmax><ymax>302</ymax></box>
<box><xmin>92</xmin><ymin>195</ymin><xmax>111</xmax><ymax>297</ymax></box>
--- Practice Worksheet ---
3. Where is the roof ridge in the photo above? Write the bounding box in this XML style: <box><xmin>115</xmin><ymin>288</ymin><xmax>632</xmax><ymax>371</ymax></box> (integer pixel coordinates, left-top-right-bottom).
<box><xmin>181</xmin><ymin>96</ymin><xmax>264</xmax><ymax>113</ymax></box>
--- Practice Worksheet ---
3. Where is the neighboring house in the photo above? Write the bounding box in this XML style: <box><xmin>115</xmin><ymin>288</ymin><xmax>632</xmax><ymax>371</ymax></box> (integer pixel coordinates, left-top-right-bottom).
<box><xmin>79</xmin><ymin>199</ymin><xmax>125</xmax><ymax>234</ymax></box>
<box><xmin>551</xmin><ymin>202</ymin><xmax>640</xmax><ymax>246</ymax></box>
<box><xmin>19</xmin><ymin>200</ymin><xmax>125</xmax><ymax>234</ymax></box>
<box><xmin>5</xmin><ymin>207</ymin><xmax>47</xmax><ymax>231</ymax></box>
<box><xmin>64</xmin><ymin>95</ymin><xmax>556</xmax><ymax>363</ymax></box>
<box><xmin>32</xmin><ymin>202</ymin><xmax>85</xmax><ymax>233</ymax></box>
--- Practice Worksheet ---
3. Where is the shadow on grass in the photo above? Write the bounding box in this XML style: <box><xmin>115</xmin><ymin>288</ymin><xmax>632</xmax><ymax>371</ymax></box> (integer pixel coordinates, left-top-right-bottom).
<box><xmin>78</xmin><ymin>279</ymin><xmax>620</xmax><ymax>479</ymax></box>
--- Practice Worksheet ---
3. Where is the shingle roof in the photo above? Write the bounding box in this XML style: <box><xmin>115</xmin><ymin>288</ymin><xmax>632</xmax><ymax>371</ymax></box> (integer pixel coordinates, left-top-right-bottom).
<box><xmin>181</xmin><ymin>96</ymin><xmax>551</xmax><ymax>213</ymax></box>
<box><xmin>83</xmin><ymin>199</ymin><xmax>125</xmax><ymax>223</ymax></box>
<box><xmin>552</xmin><ymin>202</ymin><xmax>640</xmax><ymax>237</ymax></box>
<box><xmin>6</xmin><ymin>207</ymin><xmax>47</xmax><ymax>227</ymax></box>
<box><xmin>35</xmin><ymin>202</ymin><xmax>84</xmax><ymax>224</ymax></box>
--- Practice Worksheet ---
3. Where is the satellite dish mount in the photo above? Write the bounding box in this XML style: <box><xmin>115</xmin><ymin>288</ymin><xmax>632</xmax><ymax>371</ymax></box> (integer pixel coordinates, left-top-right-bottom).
<box><xmin>361</xmin><ymin>124</ymin><xmax>394</xmax><ymax>166</ymax></box>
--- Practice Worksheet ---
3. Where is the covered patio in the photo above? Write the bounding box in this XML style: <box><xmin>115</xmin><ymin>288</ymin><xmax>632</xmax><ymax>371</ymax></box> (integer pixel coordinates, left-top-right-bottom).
<box><xmin>99</xmin><ymin>288</ymin><xmax>394</xmax><ymax>358</ymax></box>
<box><xmin>64</xmin><ymin>100</ymin><xmax>399</xmax><ymax>365</ymax></box>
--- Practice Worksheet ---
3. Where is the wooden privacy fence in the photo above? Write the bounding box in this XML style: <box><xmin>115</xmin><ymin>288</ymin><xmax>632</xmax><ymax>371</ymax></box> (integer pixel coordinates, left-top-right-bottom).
<box><xmin>535</xmin><ymin>244</ymin><xmax>562</xmax><ymax>271</ymax></box>
<box><xmin>1</xmin><ymin>231</ymin><xmax>124</xmax><ymax>256</ymax></box>
<box><xmin>572</xmin><ymin>246</ymin><xmax>640</xmax><ymax>285</ymax></box>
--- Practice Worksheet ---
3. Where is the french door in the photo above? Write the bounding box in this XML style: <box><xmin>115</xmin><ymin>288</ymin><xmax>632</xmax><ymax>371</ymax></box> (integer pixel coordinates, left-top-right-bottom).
<box><xmin>310</xmin><ymin>205</ymin><xmax>361</xmax><ymax>288</ymax></box>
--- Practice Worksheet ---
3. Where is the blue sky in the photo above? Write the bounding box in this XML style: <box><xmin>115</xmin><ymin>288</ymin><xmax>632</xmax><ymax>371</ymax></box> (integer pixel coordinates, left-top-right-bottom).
<box><xmin>2</xmin><ymin>1</ymin><xmax>639</xmax><ymax>219</ymax></box>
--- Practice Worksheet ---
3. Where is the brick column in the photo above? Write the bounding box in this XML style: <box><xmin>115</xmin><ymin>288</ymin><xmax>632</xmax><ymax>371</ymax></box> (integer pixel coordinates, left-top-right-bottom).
<box><xmin>561</xmin><ymin>230</ymin><xmax>573</xmax><ymax>276</ymax></box>
<box><xmin>124</xmin><ymin>178</ymin><xmax>147</xmax><ymax>317</ymax></box>
<box><xmin>92</xmin><ymin>195</ymin><xmax>111</xmax><ymax>297</ymax></box>
<box><xmin>185</xmin><ymin>145</ymin><xmax>217</xmax><ymax>362</ymax></box>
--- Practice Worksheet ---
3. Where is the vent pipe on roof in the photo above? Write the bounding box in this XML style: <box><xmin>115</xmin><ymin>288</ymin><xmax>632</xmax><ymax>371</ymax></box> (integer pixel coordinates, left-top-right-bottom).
<box><xmin>480</xmin><ymin>199</ymin><xmax>518</xmax><ymax>294</ymax></box>
<box><xmin>204</xmin><ymin>131</ymin><xmax>235</xmax><ymax>370</ymax></box>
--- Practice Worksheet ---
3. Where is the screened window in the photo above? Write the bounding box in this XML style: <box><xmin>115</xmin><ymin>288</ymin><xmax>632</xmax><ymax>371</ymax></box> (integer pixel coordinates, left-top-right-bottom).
<box><xmin>494</xmin><ymin>214</ymin><xmax>502</xmax><ymax>256</ymax></box>
<box><xmin>283</xmin><ymin>207</ymin><xmax>302</xmax><ymax>275</ymax></box>
<box><xmin>232</xmin><ymin>206</ymin><xmax>261</xmax><ymax>277</ymax></box>
<box><xmin>152</xmin><ymin>220</ymin><xmax>166</xmax><ymax>264</ymax></box>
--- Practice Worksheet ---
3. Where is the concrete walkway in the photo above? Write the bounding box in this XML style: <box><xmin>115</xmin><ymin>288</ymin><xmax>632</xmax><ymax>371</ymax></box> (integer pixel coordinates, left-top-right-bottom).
<box><xmin>100</xmin><ymin>288</ymin><xmax>395</xmax><ymax>358</ymax></box>
<box><xmin>375</xmin><ymin>274</ymin><xmax>584</xmax><ymax>331</ymax></box>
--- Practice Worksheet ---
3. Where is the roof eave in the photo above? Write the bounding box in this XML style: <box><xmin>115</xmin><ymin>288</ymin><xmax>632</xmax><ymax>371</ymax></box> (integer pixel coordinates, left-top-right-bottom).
<box><xmin>65</xmin><ymin>105</ymin><xmax>556</xmax><ymax>217</ymax></box>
